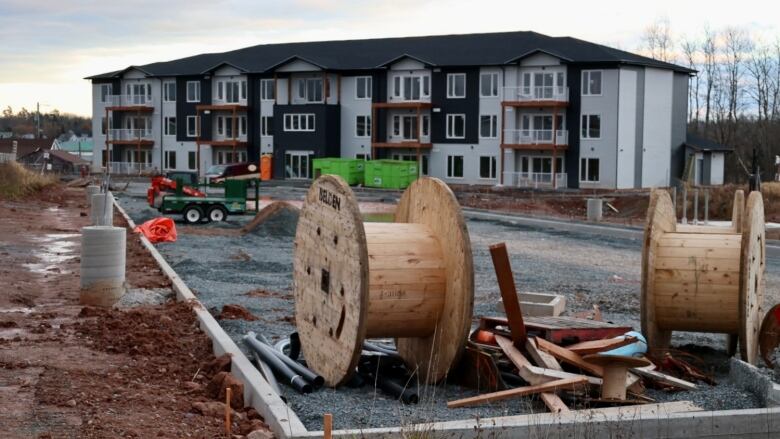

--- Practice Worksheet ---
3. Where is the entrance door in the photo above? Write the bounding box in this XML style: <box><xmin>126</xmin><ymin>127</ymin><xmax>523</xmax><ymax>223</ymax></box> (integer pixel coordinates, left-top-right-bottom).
<box><xmin>393</xmin><ymin>115</ymin><xmax>419</xmax><ymax>140</ymax></box>
<box><xmin>285</xmin><ymin>151</ymin><xmax>313</xmax><ymax>179</ymax></box>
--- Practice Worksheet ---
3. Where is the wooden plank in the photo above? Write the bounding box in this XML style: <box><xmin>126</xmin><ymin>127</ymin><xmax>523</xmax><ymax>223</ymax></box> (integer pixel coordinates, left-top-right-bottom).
<box><xmin>535</xmin><ymin>337</ymin><xmax>604</xmax><ymax>377</ymax></box>
<box><xmin>526</xmin><ymin>338</ymin><xmax>563</xmax><ymax>371</ymax></box>
<box><xmin>447</xmin><ymin>377</ymin><xmax>588</xmax><ymax>408</ymax></box>
<box><xmin>496</xmin><ymin>335</ymin><xmax>598</xmax><ymax>386</ymax></box>
<box><xmin>655</xmin><ymin>246</ymin><xmax>739</xmax><ymax>259</ymax></box>
<box><xmin>489</xmin><ymin>242</ymin><xmax>527</xmax><ymax>347</ymax></box>
<box><xmin>653</xmin><ymin>268</ymin><xmax>739</xmax><ymax>286</ymax></box>
<box><xmin>540</xmin><ymin>392</ymin><xmax>569</xmax><ymax>413</ymax></box>
<box><xmin>630</xmin><ymin>367</ymin><xmax>697</xmax><ymax>391</ymax></box>
<box><xmin>654</xmin><ymin>256</ymin><xmax>740</xmax><ymax>272</ymax></box>
<box><xmin>566</xmin><ymin>336</ymin><xmax>637</xmax><ymax>356</ymax></box>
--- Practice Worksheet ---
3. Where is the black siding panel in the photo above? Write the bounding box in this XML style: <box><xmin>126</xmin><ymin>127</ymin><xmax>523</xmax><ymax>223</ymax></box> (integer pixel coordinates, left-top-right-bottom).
<box><xmin>431</xmin><ymin>67</ymin><xmax>479</xmax><ymax>144</ymax></box>
<box><xmin>565</xmin><ymin>64</ymin><xmax>582</xmax><ymax>189</ymax></box>
<box><xmin>246</xmin><ymin>74</ymin><xmax>259</xmax><ymax>163</ymax></box>
<box><xmin>176</xmin><ymin>76</ymin><xmax>211</xmax><ymax>142</ymax></box>
<box><xmin>272</xmin><ymin>104</ymin><xmax>340</xmax><ymax>178</ymax></box>
<box><xmin>373</xmin><ymin>71</ymin><xmax>388</xmax><ymax>158</ymax></box>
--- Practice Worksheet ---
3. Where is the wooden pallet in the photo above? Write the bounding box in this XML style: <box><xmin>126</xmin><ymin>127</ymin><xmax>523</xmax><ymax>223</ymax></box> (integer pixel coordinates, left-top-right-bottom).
<box><xmin>479</xmin><ymin>316</ymin><xmax>632</xmax><ymax>345</ymax></box>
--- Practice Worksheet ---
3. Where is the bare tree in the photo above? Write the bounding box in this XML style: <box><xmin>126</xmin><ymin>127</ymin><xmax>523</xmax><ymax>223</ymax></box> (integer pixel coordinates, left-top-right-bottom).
<box><xmin>722</xmin><ymin>27</ymin><xmax>751</xmax><ymax>123</ymax></box>
<box><xmin>701</xmin><ymin>26</ymin><xmax>718</xmax><ymax>130</ymax></box>
<box><xmin>746</xmin><ymin>42</ymin><xmax>774</xmax><ymax>121</ymax></box>
<box><xmin>681</xmin><ymin>36</ymin><xmax>701</xmax><ymax>126</ymax></box>
<box><xmin>642</xmin><ymin>17</ymin><xmax>675</xmax><ymax>63</ymax></box>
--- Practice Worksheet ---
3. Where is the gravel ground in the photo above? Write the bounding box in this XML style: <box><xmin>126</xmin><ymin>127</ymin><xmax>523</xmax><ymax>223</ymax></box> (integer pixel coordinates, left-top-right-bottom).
<box><xmin>114</xmin><ymin>184</ymin><xmax>780</xmax><ymax>431</ymax></box>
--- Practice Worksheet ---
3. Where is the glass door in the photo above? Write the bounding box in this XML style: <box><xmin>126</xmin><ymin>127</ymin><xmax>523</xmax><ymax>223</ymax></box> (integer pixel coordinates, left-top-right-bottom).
<box><xmin>285</xmin><ymin>151</ymin><xmax>313</xmax><ymax>179</ymax></box>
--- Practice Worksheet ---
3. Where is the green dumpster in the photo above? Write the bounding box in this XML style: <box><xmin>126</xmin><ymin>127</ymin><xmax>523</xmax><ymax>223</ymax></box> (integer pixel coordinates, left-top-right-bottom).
<box><xmin>313</xmin><ymin>158</ymin><xmax>365</xmax><ymax>185</ymax></box>
<box><xmin>364</xmin><ymin>160</ymin><xmax>418</xmax><ymax>189</ymax></box>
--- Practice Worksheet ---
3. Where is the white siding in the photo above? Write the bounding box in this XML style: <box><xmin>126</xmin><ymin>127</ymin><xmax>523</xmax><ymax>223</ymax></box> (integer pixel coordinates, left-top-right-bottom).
<box><xmin>710</xmin><ymin>153</ymin><xmax>725</xmax><ymax>185</ymax></box>
<box><xmin>616</xmin><ymin>68</ymin><xmax>638</xmax><ymax>188</ymax></box>
<box><xmin>641</xmin><ymin>68</ymin><xmax>673</xmax><ymax>187</ymax></box>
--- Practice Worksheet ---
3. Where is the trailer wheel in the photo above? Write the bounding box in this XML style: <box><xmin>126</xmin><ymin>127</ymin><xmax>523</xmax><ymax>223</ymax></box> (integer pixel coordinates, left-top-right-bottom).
<box><xmin>183</xmin><ymin>205</ymin><xmax>204</xmax><ymax>224</ymax></box>
<box><xmin>207</xmin><ymin>205</ymin><xmax>228</xmax><ymax>222</ymax></box>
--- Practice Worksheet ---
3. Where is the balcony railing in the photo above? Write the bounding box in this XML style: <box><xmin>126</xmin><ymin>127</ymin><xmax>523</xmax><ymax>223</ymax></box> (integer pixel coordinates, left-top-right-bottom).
<box><xmin>104</xmin><ymin>95</ymin><xmax>154</xmax><ymax>107</ymax></box>
<box><xmin>106</xmin><ymin>161</ymin><xmax>156</xmax><ymax>175</ymax></box>
<box><xmin>503</xmin><ymin>172</ymin><xmax>567</xmax><ymax>189</ymax></box>
<box><xmin>107</xmin><ymin>129</ymin><xmax>153</xmax><ymax>141</ymax></box>
<box><xmin>504</xmin><ymin>86</ymin><xmax>569</xmax><ymax>102</ymax></box>
<box><xmin>503</xmin><ymin>129</ymin><xmax>568</xmax><ymax>146</ymax></box>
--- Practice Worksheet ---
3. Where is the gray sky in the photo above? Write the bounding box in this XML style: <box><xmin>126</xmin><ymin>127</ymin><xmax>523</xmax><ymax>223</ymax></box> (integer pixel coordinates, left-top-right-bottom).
<box><xmin>0</xmin><ymin>0</ymin><xmax>777</xmax><ymax>116</ymax></box>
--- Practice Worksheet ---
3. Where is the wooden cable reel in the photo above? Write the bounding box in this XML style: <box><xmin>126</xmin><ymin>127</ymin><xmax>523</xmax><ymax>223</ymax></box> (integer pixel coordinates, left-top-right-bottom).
<box><xmin>293</xmin><ymin>175</ymin><xmax>474</xmax><ymax>386</ymax></box>
<box><xmin>641</xmin><ymin>189</ymin><xmax>766</xmax><ymax>363</ymax></box>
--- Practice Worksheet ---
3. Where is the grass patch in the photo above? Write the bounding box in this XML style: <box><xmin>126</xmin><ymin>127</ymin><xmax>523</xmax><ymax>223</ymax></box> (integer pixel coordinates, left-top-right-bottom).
<box><xmin>0</xmin><ymin>161</ymin><xmax>57</xmax><ymax>200</ymax></box>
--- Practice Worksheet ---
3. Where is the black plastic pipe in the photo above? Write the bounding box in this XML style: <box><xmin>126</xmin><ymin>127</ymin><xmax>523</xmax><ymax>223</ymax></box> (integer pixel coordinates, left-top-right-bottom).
<box><xmin>243</xmin><ymin>333</ymin><xmax>312</xmax><ymax>394</ymax></box>
<box><xmin>369</xmin><ymin>373</ymin><xmax>419</xmax><ymax>404</ymax></box>
<box><xmin>258</xmin><ymin>338</ymin><xmax>325</xmax><ymax>388</ymax></box>
<box><xmin>250</xmin><ymin>350</ymin><xmax>283</xmax><ymax>397</ymax></box>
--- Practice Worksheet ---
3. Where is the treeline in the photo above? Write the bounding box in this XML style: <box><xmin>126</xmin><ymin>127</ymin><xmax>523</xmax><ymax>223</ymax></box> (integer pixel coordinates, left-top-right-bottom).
<box><xmin>0</xmin><ymin>106</ymin><xmax>91</xmax><ymax>140</ymax></box>
<box><xmin>641</xmin><ymin>19</ymin><xmax>780</xmax><ymax>182</ymax></box>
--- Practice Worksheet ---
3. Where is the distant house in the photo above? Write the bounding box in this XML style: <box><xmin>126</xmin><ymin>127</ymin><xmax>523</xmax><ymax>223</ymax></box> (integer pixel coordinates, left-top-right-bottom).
<box><xmin>0</xmin><ymin>138</ymin><xmax>55</xmax><ymax>158</ymax></box>
<box><xmin>53</xmin><ymin>137</ymin><xmax>94</xmax><ymax>160</ymax></box>
<box><xmin>683</xmin><ymin>133</ymin><xmax>733</xmax><ymax>186</ymax></box>
<box><xmin>18</xmin><ymin>148</ymin><xmax>90</xmax><ymax>174</ymax></box>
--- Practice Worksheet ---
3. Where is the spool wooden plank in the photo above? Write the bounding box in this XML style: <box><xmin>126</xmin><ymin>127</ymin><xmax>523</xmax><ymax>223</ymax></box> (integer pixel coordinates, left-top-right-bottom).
<box><xmin>526</xmin><ymin>338</ymin><xmax>563</xmax><ymax>371</ymax></box>
<box><xmin>566</xmin><ymin>336</ymin><xmax>637</xmax><ymax>356</ymax></box>
<box><xmin>447</xmin><ymin>377</ymin><xmax>588</xmax><ymax>408</ymax></box>
<box><xmin>739</xmin><ymin>191</ymin><xmax>765</xmax><ymax>364</ymax></box>
<box><xmin>535</xmin><ymin>337</ymin><xmax>604</xmax><ymax>377</ymax></box>
<box><xmin>540</xmin><ymin>392</ymin><xmax>570</xmax><ymax>413</ymax></box>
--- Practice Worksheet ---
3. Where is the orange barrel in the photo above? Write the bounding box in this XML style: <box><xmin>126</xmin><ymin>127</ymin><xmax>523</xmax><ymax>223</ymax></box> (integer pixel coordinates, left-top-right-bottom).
<box><xmin>260</xmin><ymin>154</ymin><xmax>273</xmax><ymax>181</ymax></box>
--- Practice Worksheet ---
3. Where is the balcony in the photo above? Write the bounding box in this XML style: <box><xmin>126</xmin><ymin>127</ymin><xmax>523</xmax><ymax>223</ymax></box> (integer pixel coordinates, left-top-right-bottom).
<box><xmin>198</xmin><ymin>100</ymin><xmax>248</xmax><ymax>112</ymax></box>
<box><xmin>503</xmin><ymin>172</ymin><xmax>567</xmax><ymax>189</ymax></box>
<box><xmin>503</xmin><ymin>86</ymin><xmax>569</xmax><ymax>106</ymax></box>
<box><xmin>105</xmin><ymin>95</ymin><xmax>154</xmax><ymax>111</ymax></box>
<box><xmin>106</xmin><ymin>161</ymin><xmax>156</xmax><ymax>175</ymax></box>
<box><xmin>106</xmin><ymin>129</ymin><xmax>154</xmax><ymax>146</ymax></box>
<box><xmin>502</xmin><ymin>129</ymin><xmax>568</xmax><ymax>150</ymax></box>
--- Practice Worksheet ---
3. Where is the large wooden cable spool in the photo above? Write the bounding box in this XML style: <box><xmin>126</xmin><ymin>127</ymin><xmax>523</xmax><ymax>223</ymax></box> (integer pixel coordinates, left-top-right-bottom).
<box><xmin>641</xmin><ymin>189</ymin><xmax>765</xmax><ymax>363</ymax></box>
<box><xmin>293</xmin><ymin>175</ymin><xmax>474</xmax><ymax>386</ymax></box>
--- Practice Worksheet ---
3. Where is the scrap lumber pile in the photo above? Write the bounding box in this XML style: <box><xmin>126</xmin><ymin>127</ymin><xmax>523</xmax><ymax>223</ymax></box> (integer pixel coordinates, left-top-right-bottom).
<box><xmin>447</xmin><ymin>242</ymin><xmax>701</xmax><ymax>410</ymax></box>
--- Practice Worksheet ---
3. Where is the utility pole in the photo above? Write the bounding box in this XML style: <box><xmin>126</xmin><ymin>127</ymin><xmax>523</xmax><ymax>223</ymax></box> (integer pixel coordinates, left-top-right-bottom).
<box><xmin>36</xmin><ymin>102</ymin><xmax>41</xmax><ymax>139</ymax></box>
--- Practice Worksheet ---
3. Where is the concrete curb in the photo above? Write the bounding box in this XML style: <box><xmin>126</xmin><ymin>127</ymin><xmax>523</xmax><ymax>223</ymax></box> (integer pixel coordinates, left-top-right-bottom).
<box><xmin>729</xmin><ymin>358</ymin><xmax>780</xmax><ymax>407</ymax></box>
<box><xmin>114</xmin><ymin>201</ymin><xmax>307</xmax><ymax>439</ymax></box>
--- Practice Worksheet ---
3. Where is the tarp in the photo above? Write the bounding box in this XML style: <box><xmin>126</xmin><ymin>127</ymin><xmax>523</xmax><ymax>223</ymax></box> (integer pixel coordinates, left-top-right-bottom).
<box><xmin>134</xmin><ymin>217</ymin><xmax>177</xmax><ymax>243</ymax></box>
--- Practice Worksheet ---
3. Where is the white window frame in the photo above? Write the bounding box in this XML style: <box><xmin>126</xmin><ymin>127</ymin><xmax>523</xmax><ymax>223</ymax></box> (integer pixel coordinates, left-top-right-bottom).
<box><xmin>480</xmin><ymin>72</ymin><xmax>499</xmax><ymax>97</ymax></box>
<box><xmin>163</xmin><ymin>116</ymin><xmax>176</xmax><ymax>136</ymax></box>
<box><xmin>260</xmin><ymin>79</ymin><xmax>275</xmax><ymax>101</ymax></box>
<box><xmin>186</xmin><ymin>115</ymin><xmax>199</xmax><ymax>137</ymax></box>
<box><xmin>447</xmin><ymin>155</ymin><xmax>465</xmax><ymax>178</ymax></box>
<box><xmin>295</xmin><ymin>78</ymin><xmax>324</xmax><ymax>103</ymax></box>
<box><xmin>283</xmin><ymin>114</ymin><xmax>316</xmax><ymax>132</ymax></box>
<box><xmin>392</xmin><ymin>115</ymin><xmax>419</xmax><ymax>140</ymax></box>
<box><xmin>355</xmin><ymin>115</ymin><xmax>371</xmax><ymax>138</ymax></box>
<box><xmin>163</xmin><ymin>82</ymin><xmax>176</xmax><ymax>102</ymax></box>
<box><xmin>446</xmin><ymin>114</ymin><xmax>466</xmax><ymax>139</ymax></box>
<box><xmin>240</xmin><ymin>115</ymin><xmax>247</xmax><ymax>136</ymax></box>
<box><xmin>164</xmin><ymin>150</ymin><xmax>177</xmax><ymax>170</ymax></box>
<box><xmin>580</xmin><ymin>157</ymin><xmax>600</xmax><ymax>182</ymax></box>
<box><xmin>392</xmin><ymin>74</ymin><xmax>430</xmax><ymax>101</ymax></box>
<box><xmin>447</xmin><ymin>73</ymin><xmax>467</xmax><ymax>99</ymax></box>
<box><xmin>355</xmin><ymin>76</ymin><xmax>372</xmax><ymax>100</ymax></box>
<box><xmin>186</xmin><ymin>81</ymin><xmax>200</xmax><ymax>103</ymax></box>
<box><xmin>581</xmin><ymin>70</ymin><xmax>603</xmax><ymax>96</ymax></box>
<box><xmin>421</xmin><ymin>115</ymin><xmax>430</xmax><ymax>137</ymax></box>
<box><xmin>479</xmin><ymin>114</ymin><xmax>498</xmax><ymax>139</ymax></box>
<box><xmin>99</xmin><ymin>84</ymin><xmax>113</xmax><ymax>103</ymax></box>
<box><xmin>261</xmin><ymin>116</ymin><xmax>273</xmax><ymax>136</ymax></box>
<box><xmin>581</xmin><ymin>114</ymin><xmax>602</xmax><ymax>139</ymax></box>
<box><xmin>478</xmin><ymin>155</ymin><xmax>497</xmax><ymax>179</ymax></box>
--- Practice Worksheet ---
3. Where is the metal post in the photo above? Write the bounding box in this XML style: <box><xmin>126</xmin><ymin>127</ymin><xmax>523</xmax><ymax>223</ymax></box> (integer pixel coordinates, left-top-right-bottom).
<box><xmin>704</xmin><ymin>190</ymin><xmax>709</xmax><ymax>225</ymax></box>
<box><xmin>681</xmin><ymin>186</ymin><xmax>688</xmax><ymax>224</ymax></box>
<box><xmin>693</xmin><ymin>189</ymin><xmax>699</xmax><ymax>225</ymax></box>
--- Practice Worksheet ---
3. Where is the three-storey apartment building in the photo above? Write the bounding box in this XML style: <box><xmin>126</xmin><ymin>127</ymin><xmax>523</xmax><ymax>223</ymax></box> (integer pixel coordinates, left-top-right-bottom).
<box><xmin>87</xmin><ymin>31</ymin><xmax>694</xmax><ymax>189</ymax></box>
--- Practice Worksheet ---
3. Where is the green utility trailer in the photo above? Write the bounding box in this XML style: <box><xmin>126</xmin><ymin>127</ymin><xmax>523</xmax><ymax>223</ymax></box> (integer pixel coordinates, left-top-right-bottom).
<box><xmin>158</xmin><ymin>179</ymin><xmax>260</xmax><ymax>224</ymax></box>
<box><xmin>364</xmin><ymin>160</ymin><xmax>418</xmax><ymax>189</ymax></box>
<box><xmin>313</xmin><ymin>158</ymin><xmax>365</xmax><ymax>185</ymax></box>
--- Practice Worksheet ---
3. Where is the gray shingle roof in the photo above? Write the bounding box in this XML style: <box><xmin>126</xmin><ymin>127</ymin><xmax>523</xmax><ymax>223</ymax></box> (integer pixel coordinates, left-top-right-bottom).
<box><xmin>86</xmin><ymin>30</ymin><xmax>694</xmax><ymax>79</ymax></box>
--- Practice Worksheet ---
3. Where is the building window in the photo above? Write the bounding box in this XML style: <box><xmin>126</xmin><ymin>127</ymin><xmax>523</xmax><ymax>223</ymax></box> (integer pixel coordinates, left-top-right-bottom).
<box><xmin>240</xmin><ymin>115</ymin><xmax>247</xmax><ymax>136</ymax></box>
<box><xmin>186</xmin><ymin>116</ymin><xmax>199</xmax><ymax>137</ymax></box>
<box><xmin>164</xmin><ymin>151</ymin><xmax>177</xmax><ymax>170</ymax></box>
<box><xmin>100</xmin><ymin>117</ymin><xmax>112</xmax><ymax>135</ymax></box>
<box><xmin>446</xmin><ymin>114</ymin><xmax>466</xmax><ymax>139</ymax></box>
<box><xmin>581</xmin><ymin>114</ymin><xmax>601</xmax><ymax>139</ymax></box>
<box><xmin>186</xmin><ymin>81</ymin><xmax>200</xmax><ymax>102</ymax></box>
<box><xmin>392</xmin><ymin>115</ymin><xmax>419</xmax><ymax>140</ymax></box>
<box><xmin>218</xmin><ymin>80</ymin><xmax>243</xmax><ymax>103</ymax></box>
<box><xmin>479</xmin><ymin>115</ymin><xmax>498</xmax><ymax>139</ymax></box>
<box><xmin>421</xmin><ymin>115</ymin><xmax>430</xmax><ymax>137</ymax></box>
<box><xmin>295</xmin><ymin>78</ymin><xmax>323</xmax><ymax>103</ymax></box>
<box><xmin>580</xmin><ymin>158</ymin><xmax>600</xmax><ymax>182</ymax></box>
<box><xmin>447</xmin><ymin>155</ymin><xmax>464</xmax><ymax>178</ymax></box>
<box><xmin>188</xmin><ymin>151</ymin><xmax>196</xmax><ymax>170</ymax></box>
<box><xmin>356</xmin><ymin>115</ymin><xmax>371</xmax><ymax>137</ymax></box>
<box><xmin>261</xmin><ymin>116</ymin><xmax>274</xmax><ymax>136</ymax></box>
<box><xmin>356</xmin><ymin>153</ymin><xmax>371</xmax><ymax>161</ymax></box>
<box><xmin>99</xmin><ymin>84</ymin><xmax>112</xmax><ymax>103</ymax></box>
<box><xmin>479</xmin><ymin>156</ymin><xmax>497</xmax><ymax>179</ymax></box>
<box><xmin>261</xmin><ymin>79</ymin><xmax>275</xmax><ymax>101</ymax></box>
<box><xmin>480</xmin><ymin>72</ymin><xmax>498</xmax><ymax>97</ymax></box>
<box><xmin>447</xmin><ymin>73</ymin><xmax>466</xmax><ymax>98</ymax></box>
<box><xmin>393</xmin><ymin>75</ymin><xmax>430</xmax><ymax>100</ymax></box>
<box><xmin>582</xmin><ymin>70</ymin><xmax>602</xmax><ymax>96</ymax></box>
<box><xmin>356</xmin><ymin>76</ymin><xmax>372</xmax><ymax>99</ymax></box>
<box><xmin>283</xmin><ymin>114</ymin><xmax>315</xmax><ymax>132</ymax></box>
<box><xmin>241</xmin><ymin>80</ymin><xmax>247</xmax><ymax>100</ymax></box>
<box><xmin>164</xmin><ymin>117</ymin><xmax>176</xmax><ymax>136</ymax></box>
<box><xmin>163</xmin><ymin>82</ymin><xmax>176</xmax><ymax>102</ymax></box>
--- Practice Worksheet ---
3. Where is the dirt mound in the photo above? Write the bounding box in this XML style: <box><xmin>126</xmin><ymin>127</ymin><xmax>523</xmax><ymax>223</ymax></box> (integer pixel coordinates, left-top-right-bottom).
<box><xmin>242</xmin><ymin>201</ymin><xmax>299</xmax><ymax>236</ymax></box>
<box><xmin>218</xmin><ymin>304</ymin><xmax>258</xmax><ymax>321</ymax></box>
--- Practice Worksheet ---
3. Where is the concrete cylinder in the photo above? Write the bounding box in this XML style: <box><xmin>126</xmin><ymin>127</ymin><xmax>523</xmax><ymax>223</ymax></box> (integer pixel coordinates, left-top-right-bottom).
<box><xmin>85</xmin><ymin>185</ymin><xmax>100</xmax><ymax>205</ymax></box>
<box><xmin>80</xmin><ymin>226</ymin><xmax>126</xmax><ymax>307</ymax></box>
<box><xmin>587</xmin><ymin>198</ymin><xmax>603</xmax><ymax>222</ymax></box>
<box><xmin>90</xmin><ymin>192</ymin><xmax>114</xmax><ymax>226</ymax></box>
